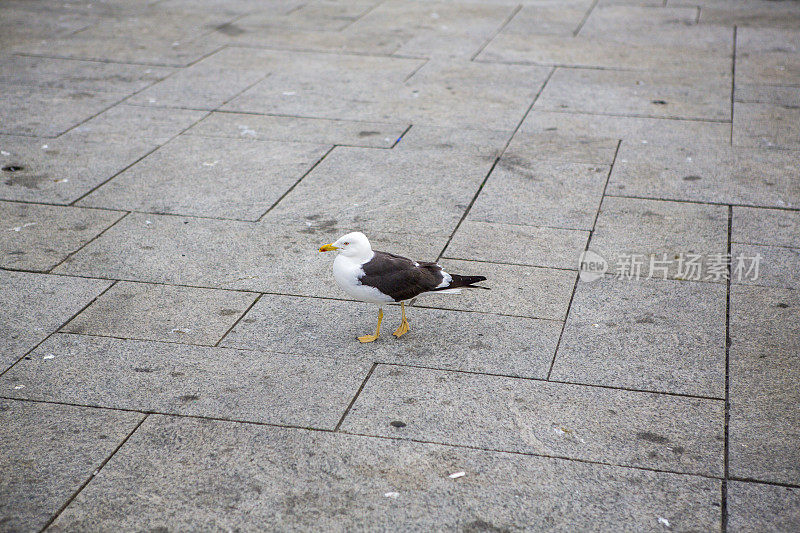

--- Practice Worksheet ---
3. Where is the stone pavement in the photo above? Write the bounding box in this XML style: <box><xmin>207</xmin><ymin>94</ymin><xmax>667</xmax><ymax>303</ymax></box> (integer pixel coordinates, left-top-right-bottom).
<box><xmin>1</xmin><ymin>0</ymin><xmax>799</xmax><ymax>530</ymax></box>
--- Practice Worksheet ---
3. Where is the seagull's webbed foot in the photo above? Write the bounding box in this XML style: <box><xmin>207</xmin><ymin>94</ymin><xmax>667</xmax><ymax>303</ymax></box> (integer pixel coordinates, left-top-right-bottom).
<box><xmin>393</xmin><ymin>301</ymin><xmax>411</xmax><ymax>338</ymax></box>
<box><xmin>359</xmin><ymin>308</ymin><xmax>382</xmax><ymax>343</ymax></box>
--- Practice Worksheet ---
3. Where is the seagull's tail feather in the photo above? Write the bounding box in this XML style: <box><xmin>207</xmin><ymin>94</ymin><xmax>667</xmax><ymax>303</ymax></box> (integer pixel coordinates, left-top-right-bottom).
<box><xmin>438</xmin><ymin>274</ymin><xmax>489</xmax><ymax>290</ymax></box>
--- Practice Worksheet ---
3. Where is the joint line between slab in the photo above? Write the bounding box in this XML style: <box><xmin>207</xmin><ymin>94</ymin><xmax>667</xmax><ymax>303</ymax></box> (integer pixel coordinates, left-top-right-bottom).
<box><xmin>573</xmin><ymin>0</ymin><xmax>599</xmax><ymax>36</ymax></box>
<box><xmin>256</xmin><ymin>144</ymin><xmax>336</xmax><ymax>221</ymax></box>
<box><xmin>470</xmin><ymin>3</ymin><xmax>523</xmax><ymax>62</ymax></box>
<box><xmin>377</xmin><ymin>361</ymin><xmax>725</xmax><ymax>401</ymax></box>
<box><xmin>721</xmin><ymin>204</ymin><xmax>733</xmax><ymax>532</ymax></box>
<box><xmin>436</xmin><ymin>66</ymin><xmax>556</xmax><ymax>262</ymax></box>
<box><xmin>0</xmin><ymin>280</ymin><xmax>118</xmax><ymax>378</ymax></box>
<box><xmin>338</xmin><ymin>429</ymin><xmax>724</xmax><ymax>482</ymax></box>
<box><xmin>729</xmin><ymin>26</ymin><xmax>737</xmax><ymax>146</ymax></box>
<box><xmin>215</xmin><ymin>294</ymin><xmax>263</xmax><ymax>347</ymax></box>
<box><xmin>48</xmin><ymin>212</ymin><xmax>131</xmax><ymax>272</ymax></box>
<box><xmin>37</xmin><ymin>413</ymin><xmax>149</xmax><ymax>532</ymax></box>
<box><xmin>334</xmin><ymin>362</ymin><xmax>378</xmax><ymax>432</ymax></box>
<box><xmin>546</xmin><ymin>139</ymin><xmax>621</xmax><ymax>380</ymax></box>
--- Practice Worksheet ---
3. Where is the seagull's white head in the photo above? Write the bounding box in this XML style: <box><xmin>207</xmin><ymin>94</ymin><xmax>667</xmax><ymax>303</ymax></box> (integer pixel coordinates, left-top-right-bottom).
<box><xmin>319</xmin><ymin>231</ymin><xmax>373</xmax><ymax>260</ymax></box>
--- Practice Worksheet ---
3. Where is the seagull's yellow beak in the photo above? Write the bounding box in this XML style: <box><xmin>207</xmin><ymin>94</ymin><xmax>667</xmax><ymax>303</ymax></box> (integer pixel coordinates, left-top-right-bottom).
<box><xmin>319</xmin><ymin>243</ymin><xmax>339</xmax><ymax>252</ymax></box>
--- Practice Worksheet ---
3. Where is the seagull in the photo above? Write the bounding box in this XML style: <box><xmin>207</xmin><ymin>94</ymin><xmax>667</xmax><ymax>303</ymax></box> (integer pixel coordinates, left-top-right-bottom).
<box><xmin>319</xmin><ymin>232</ymin><xmax>487</xmax><ymax>342</ymax></box>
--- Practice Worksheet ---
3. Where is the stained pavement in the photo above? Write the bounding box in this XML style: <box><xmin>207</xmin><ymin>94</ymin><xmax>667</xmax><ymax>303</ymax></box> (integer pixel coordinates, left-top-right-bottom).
<box><xmin>1</xmin><ymin>0</ymin><xmax>799</xmax><ymax>531</ymax></box>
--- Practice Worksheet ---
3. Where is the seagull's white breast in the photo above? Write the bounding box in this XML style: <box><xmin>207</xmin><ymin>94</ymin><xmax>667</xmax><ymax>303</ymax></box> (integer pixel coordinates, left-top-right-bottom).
<box><xmin>332</xmin><ymin>254</ymin><xmax>393</xmax><ymax>304</ymax></box>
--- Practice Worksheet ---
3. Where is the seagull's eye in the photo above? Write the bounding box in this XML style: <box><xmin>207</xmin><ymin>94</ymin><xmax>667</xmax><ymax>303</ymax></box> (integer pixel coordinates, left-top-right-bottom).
<box><xmin>343</xmin><ymin>242</ymin><xmax>349</xmax><ymax>245</ymax></box>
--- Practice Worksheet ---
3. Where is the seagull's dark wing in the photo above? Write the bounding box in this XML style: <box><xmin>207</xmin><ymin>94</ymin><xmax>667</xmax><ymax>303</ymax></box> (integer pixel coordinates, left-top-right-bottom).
<box><xmin>359</xmin><ymin>251</ymin><xmax>444</xmax><ymax>302</ymax></box>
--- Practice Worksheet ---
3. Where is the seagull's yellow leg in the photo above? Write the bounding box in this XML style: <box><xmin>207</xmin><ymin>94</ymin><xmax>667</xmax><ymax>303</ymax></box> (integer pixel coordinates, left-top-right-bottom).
<box><xmin>358</xmin><ymin>308</ymin><xmax>382</xmax><ymax>343</ymax></box>
<box><xmin>393</xmin><ymin>301</ymin><xmax>411</xmax><ymax>338</ymax></box>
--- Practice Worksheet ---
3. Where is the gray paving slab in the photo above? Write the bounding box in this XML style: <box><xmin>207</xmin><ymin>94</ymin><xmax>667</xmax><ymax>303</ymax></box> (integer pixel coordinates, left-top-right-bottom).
<box><xmin>393</xmin><ymin>125</ymin><xmax>512</xmax><ymax>157</ymax></box>
<box><xmin>729</xmin><ymin>285</ymin><xmax>800</xmax><ymax>485</ymax></box>
<box><xmin>393</xmin><ymin>31</ymin><xmax>489</xmax><ymax>60</ymax></box>
<box><xmin>218</xmin><ymin>49</ymin><xmax>425</xmax><ymax>120</ymax></box>
<box><xmin>71</xmin><ymin>8</ymin><xmax>231</xmax><ymax>42</ymax></box>
<box><xmin>156</xmin><ymin>0</ymin><xmax>301</xmax><ymax>17</ymax></box>
<box><xmin>727</xmin><ymin>481</ymin><xmax>800</xmax><ymax>533</ymax></box>
<box><xmin>186</xmin><ymin>111</ymin><xmax>407</xmax><ymax>148</ymax></box>
<box><xmin>220</xmin><ymin>294</ymin><xmax>561</xmax><ymax>379</ymax></box>
<box><xmin>1</xmin><ymin>334</ymin><xmax>370</xmax><ymax>429</ymax></box>
<box><xmin>126</xmin><ymin>48</ymin><xmax>275</xmax><ymax>110</ymax></box>
<box><xmin>0</xmin><ymin>270</ymin><xmax>111</xmax><ymax>372</ymax></box>
<box><xmin>469</xmin><ymin>158</ymin><xmax>611</xmax><ymax>230</ymax></box>
<box><xmin>520</xmin><ymin>109</ymin><xmax>731</xmax><ymax>145</ymax></box>
<box><xmin>47</xmin><ymin>415</ymin><xmax>722</xmax><ymax>532</ymax></box>
<box><xmin>0</xmin><ymin>7</ymin><xmax>98</xmax><ymax>50</ymax></box>
<box><xmin>733</xmin><ymin>206</ymin><xmax>800</xmax><ymax>248</ymax></box>
<box><xmin>225</xmin><ymin>59</ymin><xmax>550</xmax><ymax>131</ymax></box>
<box><xmin>479</xmin><ymin>33</ymin><xmax>730</xmax><ymax>75</ymax></box>
<box><xmin>0</xmin><ymin>84</ymin><xmax>127</xmax><ymax>137</ymax></box>
<box><xmin>735</xmin><ymin>28</ymin><xmax>800</xmax><ymax>86</ymax></box>
<box><xmin>237</xmin><ymin>0</ymin><xmax>379</xmax><ymax>31</ymax></box>
<box><xmin>579</xmin><ymin>6</ymin><xmax>733</xmax><ymax>52</ymax></box>
<box><xmin>589</xmin><ymin>196</ymin><xmax>729</xmax><ymax>281</ymax></box>
<box><xmin>551</xmin><ymin>276</ymin><xmax>726</xmax><ymax>397</ymax></box>
<box><xmin>78</xmin><ymin>135</ymin><xmax>331</xmax><ymax>220</ymax></box>
<box><xmin>262</xmin><ymin>146</ymin><xmax>494</xmax><ymax>236</ymax></box>
<box><xmin>3</xmin><ymin>0</ymin><xmax>800</xmax><ymax>527</ymax></box>
<box><xmin>0</xmin><ymin>201</ymin><xmax>125</xmax><ymax>272</ymax></box>
<box><xmin>733</xmin><ymin>102</ymin><xmax>800</xmax><ymax>149</ymax></box>
<box><xmin>52</xmin><ymin>212</ymin><xmax>448</xmax><ymax>297</ymax></box>
<box><xmin>204</xmin><ymin>25</ymin><xmax>410</xmax><ymax>56</ymax></box>
<box><xmin>580</xmin><ymin>5</ymin><xmax>699</xmax><ymax>34</ymax></box>
<box><xmin>702</xmin><ymin>5</ymin><xmax>800</xmax><ymax>29</ymax></box>
<box><xmin>68</xmin><ymin>104</ymin><xmax>208</xmax><ymax>144</ymax></box>
<box><xmin>608</xmin><ymin>142</ymin><xmax>800</xmax><ymax>208</ymax></box>
<box><xmin>731</xmin><ymin>243</ymin><xmax>800</xmax><ymax>290</ymax></box>
<box><xmin>0</xmin><ymin>55</ymin><xmax>173</xmax><ymax>93</ymax></box>
<box><xmin>444</xmin><ymin>220</ymin><xmax>589</xmax><ymax>270</ymax></box>
<box><xmin>502</xmin><ymin>5</ymin><xmax>588</xmax><ymax>35</ymax></box>
<box><xmin>342</xmin><ymin>365</ymin><xmax>725</xmax><ymax>476</ymax></box>
<box><xmin>391</xmin><ymin>61</ymin><xmax>553</xmax><ymax>130</ymax></box>
<box><xmin>347</xmin><ymin>0</ymin><xmax>515</xmax><ymax>59</ymax></box>
<box><xmin>0</xmin><ymin>399</ymin><xmax>144</xmax><ymax>533</ymax></box>
<box><xmin>536</xmin><ymin>68</ymin><xmax>731</xmax><ymax>121</ymax></box>
<box><xmin>62</xmin><ymin>281</ymin><xmax>258</xmax><ymax>345</ymax></box>
<box><xmin>735</xmin><ymin>84</ymin><xmax>800</xmax><ymax>107</ymax></box>
<box><xmin>427</xmin><ymin>259</ymin><xmax>576</xmax><ymax>321</ymax></box>
<box><xmin>13</xmin><ymin>34</ymin><xmax>222</xmax><ymax>68</ymax></box>
<box><xmin>506</xmin><ymin>131</ymin><xmax>619</xmax><ymax>164</ymax></box>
